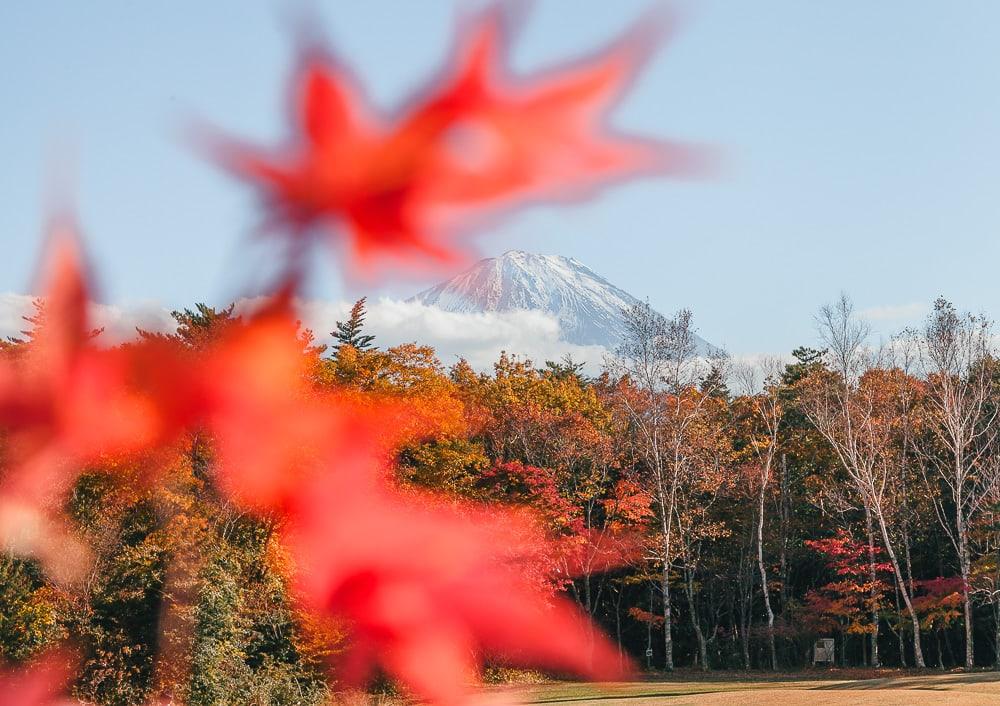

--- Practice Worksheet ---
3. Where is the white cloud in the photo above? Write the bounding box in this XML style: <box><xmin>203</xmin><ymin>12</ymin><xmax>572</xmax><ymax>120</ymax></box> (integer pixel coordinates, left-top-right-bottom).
<box><xmin>0</xmin><ymin>293</ymin><xmax>177</xmax><ymax>344</ymax></box>
<box><xmin>0</xmin><ymin>293</ymin><xmax>609</xmax><ymax>372</ymax></box>
<box><xmin>0</xmin><ymin>294</ymin><xmax>34</xmax><ymax>341</ymax></box>
<box><xmin>0</xmin><ymin>293</ymin><xmax>802</xmax><ymax>383</ymax></box>
<box><xmin>859</xmin><ymin>302</ymin><xmax>927</xmax><ymax>323</ymax></box>
<box><xmin>727</xmin><ymin>351</ymin><xmax>795</xmax><ymax>370</ymax></box>
<box><xmin>299</xmin><ymin>298</ymin><xmax>609</xmax><ymax>371</ymax></box>
<box><xmin>90</xmin><ymin>301</ymin><xmax>177</xmax><ymax>342</ymax></box>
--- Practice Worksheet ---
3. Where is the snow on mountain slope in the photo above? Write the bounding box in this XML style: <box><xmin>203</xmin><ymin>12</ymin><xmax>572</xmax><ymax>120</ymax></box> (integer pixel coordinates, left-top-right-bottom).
<box><xmin>409</xmin><ymin>251</ymin><xmax>717</xmax><ymax>354</ymax></box>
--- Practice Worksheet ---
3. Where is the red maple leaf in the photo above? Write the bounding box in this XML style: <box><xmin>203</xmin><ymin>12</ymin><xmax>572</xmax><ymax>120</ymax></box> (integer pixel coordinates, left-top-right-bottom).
<box><xmin>0</xmin><ymin>231</ymin><xmax>160</xmax><ymax>462</ymax></box>
<box><xmin>287</xmin><ymin>473</ymin><xmax>630</xmax><ymax>704</ymax></box>
<box><xmin>0</xmin><ymin>649</ymin><xmax>74</xmax><ymax>706</ymax></box>
<box><xmin>210</xmin><ymin>7</ymin><xmax>700</xmax><ymax>281</ymax></box>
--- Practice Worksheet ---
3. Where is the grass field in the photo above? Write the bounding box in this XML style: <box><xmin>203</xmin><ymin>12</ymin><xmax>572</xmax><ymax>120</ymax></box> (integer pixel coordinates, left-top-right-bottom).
<box><xmin>499</xmin><ymin>670</ymin><xmax>1000</xmax><ymax>705</ymax></box>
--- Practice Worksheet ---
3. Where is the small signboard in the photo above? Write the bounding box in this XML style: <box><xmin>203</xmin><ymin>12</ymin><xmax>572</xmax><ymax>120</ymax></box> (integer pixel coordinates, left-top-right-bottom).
<box><xmin>812</xmin><ymin>638</ymin><xmax>835</xmax><ymax>666</ymax></box>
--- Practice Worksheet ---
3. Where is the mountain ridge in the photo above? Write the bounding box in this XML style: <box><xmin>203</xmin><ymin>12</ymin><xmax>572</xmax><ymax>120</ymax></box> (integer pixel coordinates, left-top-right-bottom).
<box><xmin>409</xmin><ymin>250</ymin><xmax>717</xmax><ymax>354</ymax></box>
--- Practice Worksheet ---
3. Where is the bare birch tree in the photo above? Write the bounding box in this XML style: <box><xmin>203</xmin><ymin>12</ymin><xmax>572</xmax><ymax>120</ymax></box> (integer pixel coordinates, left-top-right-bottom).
<box><xmin>914</xmin><ymin>297</ymin><xmax>1000</xmax><ymax>669</ymax></box>
<box><xmin>802</xmin><ymin>294</ymin><xmax>926</xmax><ymax>667</ymax></box>
<box><xmin>970</xmin><ymin>493</ymin><xmax>1000</xmax><ymax>669</ymax></box>
<box><xmin>608</xmin><ymin>301</ymin><xmax>724</xmax><ymax>670</ymax></box>
<box><xmin>734</xmin><ymin>358</ymin><xmax>785</xmax><ymax>670</ymax></box>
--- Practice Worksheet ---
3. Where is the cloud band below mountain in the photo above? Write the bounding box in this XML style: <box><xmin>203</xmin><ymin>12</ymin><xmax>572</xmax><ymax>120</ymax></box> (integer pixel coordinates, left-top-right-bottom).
<box><xmin>0</xmin><ymin>294</ymin><xmax>610</xmax><ymax>371</ymax></box>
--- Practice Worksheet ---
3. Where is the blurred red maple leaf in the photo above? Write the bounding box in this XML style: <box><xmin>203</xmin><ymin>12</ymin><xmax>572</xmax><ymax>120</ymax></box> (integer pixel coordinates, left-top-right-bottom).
<box><xmin>0</xmin><ymin>229</ymin><xmax>160</xmax><ymax>465</ymax></box>
<box><xmin>288</xmin><ymin>473</ymin><xmax>630</xmax><ymax>705</ymax></box>
<box><xmin>0</xmin><ymin>649</ymin><xmax>74</xmax><ymax>706</ymax></box>
<box><xmin>209</xmin><ymin>7</ymin><xmax>700</xmax><ymax>281</ymax></box>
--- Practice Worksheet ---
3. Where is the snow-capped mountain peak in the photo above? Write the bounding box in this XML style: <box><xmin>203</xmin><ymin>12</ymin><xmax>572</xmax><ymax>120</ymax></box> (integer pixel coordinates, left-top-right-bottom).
<box><xmin>409</xmin><ymin>250</ymin><xmax>716</xmax><ymax>353</ymax></box>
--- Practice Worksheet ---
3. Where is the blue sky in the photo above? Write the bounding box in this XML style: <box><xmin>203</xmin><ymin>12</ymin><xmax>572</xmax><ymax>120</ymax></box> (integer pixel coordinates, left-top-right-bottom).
<box><xmin>4</xmin><ymin>1</ymin><xmax>1000</xmax><ymax>356</ymax></box>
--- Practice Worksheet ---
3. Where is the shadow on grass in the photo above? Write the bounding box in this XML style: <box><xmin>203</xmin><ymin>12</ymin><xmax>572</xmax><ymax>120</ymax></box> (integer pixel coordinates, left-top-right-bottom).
<box><xmin>812</xmin><ymin>671</ymin><xmax>1000</xmax><ymax>691</ymax></box>
<box><xmin>530</xmin><ymin>690</ymin><xmax>734</xmax><ymax>703</ymax></box>
<box><xmin>520</xmin><ymin>669</ymin><xmax>1000</xmax><ymax>703</ymax></box>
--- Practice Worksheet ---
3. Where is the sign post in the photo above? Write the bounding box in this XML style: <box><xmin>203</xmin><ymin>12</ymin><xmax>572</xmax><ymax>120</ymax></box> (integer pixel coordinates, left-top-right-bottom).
<box><xmin>812</xmin><ymin>638</ymin><xmax>835</xmax><ymax>667</ymax></box>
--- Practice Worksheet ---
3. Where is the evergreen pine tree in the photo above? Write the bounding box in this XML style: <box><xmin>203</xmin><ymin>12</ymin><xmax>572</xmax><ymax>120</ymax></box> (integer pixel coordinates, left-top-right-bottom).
<box><xmin>699</xmin><ymin>362</ymin><xmax>730</xmax><ymax>400</ymax></box>
<box><xmin>332</xmin><ymin>297</ymin><xmax>375</xmax><ymax>351</ymax></box>
<box><xmin>543</xmin><ymin>354</ymin><xmax>587</xmax><ymax>383</ymax></box>
<box><xmin>781</xmin><ymin>346</ymin><xmax>827</xmax><ymax>386</ymax></box>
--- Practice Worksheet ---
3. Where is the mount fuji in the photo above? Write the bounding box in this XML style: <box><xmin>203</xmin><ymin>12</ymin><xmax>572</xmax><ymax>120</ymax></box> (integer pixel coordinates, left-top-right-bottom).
<box><xmin>409</xmin><ymin>251</ymin><xmax>717</xmax><ymax>354</ymax></box>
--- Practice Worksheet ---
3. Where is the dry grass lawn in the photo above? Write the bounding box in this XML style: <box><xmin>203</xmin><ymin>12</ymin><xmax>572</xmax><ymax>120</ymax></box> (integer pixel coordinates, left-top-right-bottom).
<box><xmin>499</xmin><ymin>671</ymin><xmax>1000</xmax><ymax>705</ymax></box>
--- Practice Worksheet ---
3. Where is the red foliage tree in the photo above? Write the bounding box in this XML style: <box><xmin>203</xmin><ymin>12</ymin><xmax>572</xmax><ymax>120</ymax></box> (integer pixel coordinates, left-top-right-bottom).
<box><xmin>803</xmin><ymin>531</ymin><xmax>892</xmax><ymax>654</ymax></box>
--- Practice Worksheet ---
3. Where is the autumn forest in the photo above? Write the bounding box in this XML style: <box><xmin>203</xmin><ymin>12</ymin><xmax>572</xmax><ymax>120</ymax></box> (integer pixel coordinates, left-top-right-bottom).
<box><xmin>6</xmin><ymin>2</ymin><xmax>1000</xmax><ymax>704</ymax></box>
<box><xmin>5</xmin><ymin>285</ymin><xmax>1000</xmax><ymax>703</ymax></box>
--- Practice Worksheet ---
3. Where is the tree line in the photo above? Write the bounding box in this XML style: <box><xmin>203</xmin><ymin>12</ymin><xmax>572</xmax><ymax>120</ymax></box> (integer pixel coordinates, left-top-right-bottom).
<box><xmin>4</xmin><ymin>291</ymin><xmax>1000</xmax><ymax>703</ymax></box>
